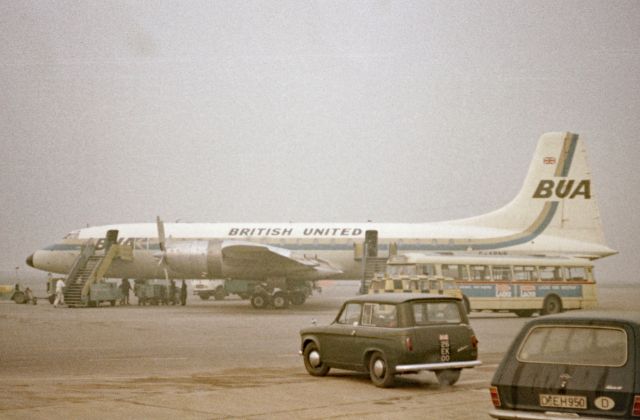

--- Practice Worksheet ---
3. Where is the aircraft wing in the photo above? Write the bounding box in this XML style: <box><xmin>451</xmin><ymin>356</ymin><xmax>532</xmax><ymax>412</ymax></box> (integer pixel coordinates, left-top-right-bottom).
<box><xmin>221</xmin><ymin>241</ymin><xmax>342</xmax><ymax>280</ymax></box>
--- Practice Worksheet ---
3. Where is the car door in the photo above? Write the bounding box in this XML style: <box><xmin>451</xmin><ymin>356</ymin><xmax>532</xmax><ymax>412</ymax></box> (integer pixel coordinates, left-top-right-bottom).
<box><xmin>322</xmin><ymin>302</ymin><xmax>363</xmax><ymax>368</ymax></box>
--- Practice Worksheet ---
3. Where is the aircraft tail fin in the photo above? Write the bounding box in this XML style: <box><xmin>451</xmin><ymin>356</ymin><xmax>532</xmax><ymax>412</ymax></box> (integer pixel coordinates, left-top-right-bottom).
<box><xmin>454</xmin><ymin>132</ymin><xmax>614</xmax><ymax>256</ymax></box>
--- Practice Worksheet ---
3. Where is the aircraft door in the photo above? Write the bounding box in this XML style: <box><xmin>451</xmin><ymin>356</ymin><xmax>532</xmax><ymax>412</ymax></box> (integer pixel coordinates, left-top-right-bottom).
<box><xmin>365</xmin><ymin>230</ymin><xmax>378</xmax><ymax>258</ymax></box>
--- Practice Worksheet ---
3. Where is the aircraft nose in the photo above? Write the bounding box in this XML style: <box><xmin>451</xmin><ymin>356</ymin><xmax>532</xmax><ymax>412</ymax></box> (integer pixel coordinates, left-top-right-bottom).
<box><xmin>26</xmin><ymin>253</ymin><xmax>34</xmax><ymax>268</ymax></box>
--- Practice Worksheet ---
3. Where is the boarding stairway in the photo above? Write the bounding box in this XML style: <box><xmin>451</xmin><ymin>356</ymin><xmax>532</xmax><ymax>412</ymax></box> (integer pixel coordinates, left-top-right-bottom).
<box><xmin>63</xmin><ymin>234</ymin><xmax>131</xmax><ymax>307</ymax></box>
<box><xmin>358</xmin><ymin>257</ymin><xmax>388</xmax><ymax>294</ymax></box>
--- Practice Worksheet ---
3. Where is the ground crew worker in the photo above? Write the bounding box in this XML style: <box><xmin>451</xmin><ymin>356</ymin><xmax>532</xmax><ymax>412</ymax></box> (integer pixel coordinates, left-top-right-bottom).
<box><xmin>180</xmin><ymin>280</ymin><xmax>187</xmax><ymax>306</ymax></box>
<box><xmin>169</xmin><ymin>280</ymin><xmax>176</xmax><ymax>305</ymax></box>
<box><xmin>54</xmin><ymin>278</ymin><xmax>65</xmax><ymax>308</ymax></box>
<box><xmin>120</xmin><ymin>278</ymin><xmax>131</xmax><ymax>305</ymax></box>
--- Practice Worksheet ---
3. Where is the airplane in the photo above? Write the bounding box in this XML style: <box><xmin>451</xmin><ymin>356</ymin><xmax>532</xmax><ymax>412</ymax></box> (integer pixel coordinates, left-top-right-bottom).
<box><xmin>26</xmin><ymin>132</ymin><xmax>616</xmax><ymax>308</ymax></box>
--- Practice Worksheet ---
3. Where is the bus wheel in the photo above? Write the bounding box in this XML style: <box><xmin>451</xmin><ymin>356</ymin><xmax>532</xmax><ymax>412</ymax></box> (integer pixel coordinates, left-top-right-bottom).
<box><xmin>514</xmin><ymin>310</ymin><xmax>535</xmax><ymax>317</ymax></box>
<box><xmin>542</xmin><ymin>295</ymin><xmax>563</xmax><ymax>315</ymax></box>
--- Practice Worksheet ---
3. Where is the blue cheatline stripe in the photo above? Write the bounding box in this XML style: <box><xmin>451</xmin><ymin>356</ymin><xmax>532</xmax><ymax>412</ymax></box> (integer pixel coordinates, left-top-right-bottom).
<box><xmin>44</xmin><ymin>244</ymin><xmax>82</xmax><ymax>251</ymax></box>
<box><xmin>560</xmin><ymin>133</ymin><xmax>579</xmax><ymax>177</ymax></box>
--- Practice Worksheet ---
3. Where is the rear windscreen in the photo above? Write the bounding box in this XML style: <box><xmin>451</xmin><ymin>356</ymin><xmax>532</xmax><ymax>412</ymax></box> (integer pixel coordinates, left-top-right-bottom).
<box><xmin>517</xmin><ymin>325</ymin><xmax>627</xmax><ymax>367</ymax></box>
<box><xmin>412</xmin><ymin>302</ymin><xmax>462</xmax><ymax>325</ymax></box>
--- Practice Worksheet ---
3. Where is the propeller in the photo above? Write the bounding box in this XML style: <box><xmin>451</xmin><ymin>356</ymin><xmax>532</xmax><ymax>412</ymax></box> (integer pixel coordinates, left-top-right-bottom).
<box><xmin>156</xmin><ymin>216</ymin><xmax>170</xmax><ymax>282</ymax></box>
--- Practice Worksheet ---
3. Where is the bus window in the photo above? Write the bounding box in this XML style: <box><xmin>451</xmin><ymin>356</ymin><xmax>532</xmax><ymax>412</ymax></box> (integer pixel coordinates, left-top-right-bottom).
<box><xmin>393</xmin><ymin>280</ymin><xmax>403</xmax><ymax>290</ymax></box>
<box><xmin>492</xmin><ymin>265</ymin><xmax>512</xmax><ymax>281</ymax></box>
<box><xmin>443</xmin><ymin>264</ymin><xmax>469</xmax><ymax>281</ymax></box>
<box><xmin>539</xmin><ymin>266</ymin><xmax>562</xmax><ymax>282</ymax></box>
<box><xmin>513</xmin><ymin>265</ymin><xmax>537</xmax><ymax>281</ymax></box>
<box><xmin>564</xmin><ymin>266</ymin><xmax>588</xmax><ymax>281</ymax></box>
<box><xmin>470</xmin><ymin>265</ymin><xmax>491</xmax><ymax>281</ymax></box>
<box><xmin>418</xmin><ymin>264</ymin><xmax>436</xmax><ymax>276</ymax></box>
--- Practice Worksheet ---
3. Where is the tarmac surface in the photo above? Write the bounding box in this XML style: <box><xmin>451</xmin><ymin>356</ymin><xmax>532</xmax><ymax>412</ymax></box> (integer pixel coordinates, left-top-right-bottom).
<box><xmin>0</xmin><ymin>282</ymin><xmax>638</xmax><ymax>419</ymax></box>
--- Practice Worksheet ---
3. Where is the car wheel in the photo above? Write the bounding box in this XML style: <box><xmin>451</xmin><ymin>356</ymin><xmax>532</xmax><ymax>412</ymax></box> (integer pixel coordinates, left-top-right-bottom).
<box><xmin>272</xmin><ymin>291</ymin><xmax>289</xmax><ymax>309</ymax></box>
<box><xmin>368</xmin><ymin>352</ymin><xmax>395</xmax><ymax>388</ymax></box>
<box><xmin>199</xmin><ymin>294</ymin><xmax>210</xmax><ymax>300</ymax></box>
<box><xmin>542</xmin><ymin>295</ymin><xmax>563</xmax><ymax>315</ymax></box>
<box><xmin>303</xmin><ymin>343</ymin><xmax>330</xmax><ymax>377</ymax></box>
<box><xmin>435</xmin><ymin>368</ymin><xmax>461</xmax><ymax>386</ymax></box>
<box><xmin>251</xmin><ymin>293</ymin><xmax>270</xmax><ymax>309</ymax></box>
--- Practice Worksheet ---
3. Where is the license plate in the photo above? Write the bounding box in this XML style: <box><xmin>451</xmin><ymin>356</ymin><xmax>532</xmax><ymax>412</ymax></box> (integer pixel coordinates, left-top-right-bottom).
<box><xmin>540</xmin><ymin>394</ymin><xmax>587</xmax><ymax>409</ymax></box>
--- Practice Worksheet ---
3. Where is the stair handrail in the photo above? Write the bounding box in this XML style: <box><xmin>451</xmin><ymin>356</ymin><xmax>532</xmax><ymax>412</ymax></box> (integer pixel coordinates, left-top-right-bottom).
<box><xmin>65</xmin><ymin>239</ymin><xmax>97</xmax><ymax>287</ymax></box>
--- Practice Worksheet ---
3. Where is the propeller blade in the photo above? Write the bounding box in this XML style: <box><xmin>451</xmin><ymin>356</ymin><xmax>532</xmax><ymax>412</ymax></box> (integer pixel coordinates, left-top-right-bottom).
<box><xmin>156</xmin><ymin>216</ymin><xmax>166</xmax><ymax>252</ymax></box>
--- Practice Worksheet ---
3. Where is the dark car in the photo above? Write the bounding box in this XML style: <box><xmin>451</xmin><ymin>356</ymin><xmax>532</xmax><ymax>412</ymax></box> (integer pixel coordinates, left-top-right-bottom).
<box><xmin>299</xmin><ymin>293</ymin><xmax>480</xmax><ymax>387</ymax></box>
<box><xmin>490</xmin><ymin>311</ymin><xmax>640</xmax><ymax>419</ymax></box>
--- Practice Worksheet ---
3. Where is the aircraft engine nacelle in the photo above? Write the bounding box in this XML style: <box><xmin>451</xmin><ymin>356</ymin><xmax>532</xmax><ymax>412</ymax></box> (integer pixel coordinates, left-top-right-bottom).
<box><xmin>164</xmin><ymin>240</ymin><xmax>222</xmax><ymax>278</ymax></box>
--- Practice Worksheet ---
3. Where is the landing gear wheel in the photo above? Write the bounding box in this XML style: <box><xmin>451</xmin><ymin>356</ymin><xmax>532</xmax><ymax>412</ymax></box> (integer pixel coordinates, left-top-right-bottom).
<box><xmin>289</xmin><ymin>292</ymin><xmax>306</xmax><ymax>306</ymax></box>
<box><xmin>369</xmin><ymin>352</ymin><xmax>395</xmax><ymax>388</ymax></box>
<box><xmin>435</xmin><ymin>369</ymin><xmax>461</xmax><ymax>386</ymax></box>
<box><xmin>303</xmin><ymin>343</ymin><xmax>330</xmax><ymax>376</ymax></box>
<box><xmin>251</xmin><ymin>293</ymin><xmax>270</xmax><ymax>309</ymax></box>
<box><xmin>542</xmin><ymin>295</ymin><xmax>562</xmax><ymax>315</ymax></box>
<box><xmin>272</xmin><ymin>291</ymin><xmax>289</xmax><ymax>309</ymax></box>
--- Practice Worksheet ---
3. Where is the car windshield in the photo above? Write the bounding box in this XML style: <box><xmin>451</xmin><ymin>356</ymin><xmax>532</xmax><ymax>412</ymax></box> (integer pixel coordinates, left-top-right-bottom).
<box><xmin>412</xmin><ymin>302</ymin><xmax>461</xmax><ymax>325</ymax></box>
<box><xmin>336</xmin><ymin>303</ymin><xmax>362</xmax><ymax>325</ymax></box>
<box><xmin>517</xmin><ymin>325</ymin><xmax>628</xmax><ymax>367</ymax></box>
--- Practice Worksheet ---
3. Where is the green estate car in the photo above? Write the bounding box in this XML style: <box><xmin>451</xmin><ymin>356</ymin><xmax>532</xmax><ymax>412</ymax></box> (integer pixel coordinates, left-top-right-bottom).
<box><xmin>299</xmin><ymin>293</ymin><xmax>481</xmax><ymax>387</ymax></box>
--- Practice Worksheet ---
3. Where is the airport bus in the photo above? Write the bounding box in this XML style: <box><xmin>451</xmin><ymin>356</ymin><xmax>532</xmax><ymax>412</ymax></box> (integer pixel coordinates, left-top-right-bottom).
<box><xmin>385</xmin><ymin>253</ymin><xmax>597</xmax><ymax>317</ymax></box>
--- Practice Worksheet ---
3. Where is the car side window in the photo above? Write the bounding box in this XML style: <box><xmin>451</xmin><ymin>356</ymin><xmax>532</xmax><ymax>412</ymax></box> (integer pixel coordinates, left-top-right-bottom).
<box><xmin>362</xmin><ymin>303</ymin><xmax>398</xmax><ymax>328</ymax></box>
<box><xmin>337</xmin><ymin>303</ymin><xmax>362</xmax><ymax>325</ymax></box>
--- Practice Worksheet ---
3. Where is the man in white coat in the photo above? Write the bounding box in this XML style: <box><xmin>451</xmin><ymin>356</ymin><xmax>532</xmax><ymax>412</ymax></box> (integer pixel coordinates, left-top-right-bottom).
<box><xmin>54</xmin><ymin>278</ymin><xmax>65</xmax><ymax>308</ymax></box>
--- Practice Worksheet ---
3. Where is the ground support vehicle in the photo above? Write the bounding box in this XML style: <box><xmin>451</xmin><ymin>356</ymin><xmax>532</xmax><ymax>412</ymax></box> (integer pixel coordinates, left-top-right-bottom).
<box><xmin>3</xmin><ymin>285</ymin><xmax>37</xmax><ymax>305</ymax></box>
<box><xmin>368</xmin><ymin>274</ymin><xmax>468</xmax><ymax>312</ymax></box>
<box><xmin>86</xmin><ymin>282</ymin><xmax>121</xmax><ymax>307</ymax></box>
<box><xmin>490</xmin><ymin>311</ymin><xmax>640</xmax><ymax>419</ymax></box>
<box><xmin>300</xmin><ymin>294</ymin><xmax>480</xmax><ymax>387</ymax></box>
<box><xmin>218</xmin><ymin>279</ymin><xmax>315</xmax><ymax>309</ymax></box>
<box><xmin>192</xmin><ymin>280</ymin><xmax>227</xmax><ymax>301</ymax></box>
<box><xmin>135</xmin><ymin>282</ymin><xmax>171</xmax><ymax>305</ymax></box>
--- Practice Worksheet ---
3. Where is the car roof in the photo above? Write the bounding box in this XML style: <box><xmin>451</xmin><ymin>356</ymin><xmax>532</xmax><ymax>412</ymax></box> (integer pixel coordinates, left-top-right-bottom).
<box><xmin>529</xmin><ymin>310</ymin><xmax>640</xmax><ymax>326</ymax></box>
<box><xmin>344</xmin><ymin>293</ymin><xmax>461</xmax><ymax>304</ymax></box>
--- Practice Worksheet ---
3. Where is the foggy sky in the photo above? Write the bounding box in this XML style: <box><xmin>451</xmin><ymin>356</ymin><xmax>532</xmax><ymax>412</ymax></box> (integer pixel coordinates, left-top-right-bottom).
<box><xmin>1</xmin><ymin>1</ymin><xmax>639</xmax><ymax>284</ymax></box>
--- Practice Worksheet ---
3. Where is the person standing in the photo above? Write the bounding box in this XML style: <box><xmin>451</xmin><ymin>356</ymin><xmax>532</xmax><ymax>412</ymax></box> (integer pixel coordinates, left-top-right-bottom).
<box><xmin>169</xmin><ymin>280</ymin><xmax>177</xmax><ymax>305</ymax></box>
<box><xmin>180</xmin><ymin>280</ymin><xmax>187</xmax><ymax>306</ymax></box>
<box><xmin>54</xmin><ymin>278</ymin><xmax>65</xmax><ymax>308</ymax></box>
<box><xmin>120</xmin><ymin>278</ymin><xmax>131</xmax><ymax>305</ymax></box>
